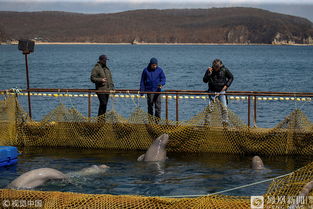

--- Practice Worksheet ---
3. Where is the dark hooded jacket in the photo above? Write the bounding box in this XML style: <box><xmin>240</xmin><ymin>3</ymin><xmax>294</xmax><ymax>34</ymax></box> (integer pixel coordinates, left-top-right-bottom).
<box><xmin>203</xmin><ymin>66</ymin><xmax>233</xmax><ymax>92</ymax></box>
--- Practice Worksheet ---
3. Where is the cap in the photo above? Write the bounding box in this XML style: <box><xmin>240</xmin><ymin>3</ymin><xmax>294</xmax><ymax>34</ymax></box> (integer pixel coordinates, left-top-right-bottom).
<box><xmin>99</xmin><ymin>55</ymin><xmax>109</xmax><ymax>61</ymax></box>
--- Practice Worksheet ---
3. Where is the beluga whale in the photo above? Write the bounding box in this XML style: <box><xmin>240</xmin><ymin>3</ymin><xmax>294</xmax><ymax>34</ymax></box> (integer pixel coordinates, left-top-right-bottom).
<box><xmin>137</xmin><ymin>133</ymin><xmax>169</xmax><ymax>162</ymax></box>
<box><xmin>7</xmin><ymin>164</ymin><xmax>109</xmax><ymax>190</ymax></box>
<box><xmin>251</xmin><ymin>156</ymin><xmax>265</xmax><ymax>170</ymax></box>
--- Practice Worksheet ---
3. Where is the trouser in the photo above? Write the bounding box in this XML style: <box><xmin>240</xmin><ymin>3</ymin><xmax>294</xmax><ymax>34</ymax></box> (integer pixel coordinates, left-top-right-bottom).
<box><xmin>147</xmin><ymin>93</ymin><xmax>161</xmax><ymax>118</ymax></box>
<box><xmin>207</xmin><ymin>91</ymin><xmax>229</xmax><ymax>123</ymax></box>
<box><xmin>97</xmin><ymin>93</ymin><xmax>109</xmax><ymax>117</ymax></box>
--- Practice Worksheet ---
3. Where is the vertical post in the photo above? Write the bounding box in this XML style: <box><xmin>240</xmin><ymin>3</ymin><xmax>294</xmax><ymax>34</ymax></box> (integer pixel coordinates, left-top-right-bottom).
<box><xmin>165</xmin><ymin>94</ymin><xmax>168</xmax><ymax>121</ymax></box>
<box><xmin>176</xmin><ymin>93</ymin><xmax>179</xmax><ymax>122</ymax></box>
<box><xmin>88</xmin><ymin>91</ymin><xmax>91</xmax><ymax>119</ymax></box>
<box><xmin>253</xmin><ymin>95</ymin><xmax>257</xmax><ymax>127</ymax></box>
<box><xmin>24</xmin><ymin>53</ymin><xmax>32</xmax><ymax>119</ymax></box>
<box><xmin>248</xmin><ymin>95</ymin><xmax>251</xmax><ymax>127</ymax></box>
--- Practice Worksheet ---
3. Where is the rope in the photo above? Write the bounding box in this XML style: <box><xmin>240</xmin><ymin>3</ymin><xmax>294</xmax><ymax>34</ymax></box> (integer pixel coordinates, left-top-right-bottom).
<box><xmin>127</xmin><ymin>90</ymin><xmax>138</xmax><ymax>108</ymax></box>
<box><xmin>159</xmin><ymin>172</ymin><xmax>293</xmax><ymax>198</ymax></box>
<box><xmin>293</xmin><ymin>93</ymin><xmax>298</xmax><ymax>110</ymax></box>
<box><xmin>297</xmin><ymin>96</ymin><xmax>312</xmax><ymax>112</ymax></box>
<box><xmin>110</xmin><ymin>90</ymin><xmax>115</xmax><ymax>112</ymax></box>
<box><xmin>10</xmin><ymin>87</ymin><xmax>21</xmax><ymax>94</ymax></box>
<box><xmin>137</xmin><ymin>91</ymin><xmax>141</xmax><ymax>108</ymax></box>
<box><xmin>57</xmin><ymin>89</ymin><xmax>63</xmax><ymax>104</ymax></box>
<box><xmin>7</xmin><ymin>91</ymin><xmax>311</xmax><ymax>102</ymax></box>
<box><xmin>67</xmin><ymin>90</ymin><xmax>75</xmax><ymax>109</ymax></box>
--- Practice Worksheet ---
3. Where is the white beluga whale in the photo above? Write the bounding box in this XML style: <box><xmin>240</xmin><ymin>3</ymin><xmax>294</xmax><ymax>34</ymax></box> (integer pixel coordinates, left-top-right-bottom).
<box><xmin>7</xmin><ymin>164</ymin><xmax>109</xmax><ymax>190</ymax></box>
<box><xmin>137</xmin><ymin>133</ymin><xmax>169</xmax><ymax>162</ymax></box>
<box><xmin>66</xmin><ymin>164</ymin><xmax>109</xmax><ymax>177</ymax></box>
<box><xmin>7</xmin><ymin>168</ymin><xmax>66</xmax><ymax>190</ymax></box>
<box><xmin>251</xmin><ymin>156</ymin><xmax>265</xmax><ymax>170</ymax></box>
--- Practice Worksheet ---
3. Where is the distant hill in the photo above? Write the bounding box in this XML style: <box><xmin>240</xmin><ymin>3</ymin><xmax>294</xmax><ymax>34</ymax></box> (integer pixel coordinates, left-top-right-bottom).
<box><xmin>1</xmin><ymin>7</ymin><xmax>313</xmax><ymax>44</ymax></box>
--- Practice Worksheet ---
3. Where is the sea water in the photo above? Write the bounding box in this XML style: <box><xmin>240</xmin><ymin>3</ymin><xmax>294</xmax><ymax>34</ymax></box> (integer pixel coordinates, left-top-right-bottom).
<box><xmin>0</xmin><ymin>147</ymin><xmax>312</xmax><ymax>196</ymax></box>
<box><xmin>0</xmin><ymin>44</ymin><xmax>312</xmax><ymax>127</ymax></box>
<box><xmin>0</xmin><ymin>44</ymin><xmax>313</xmax><ymax>196</ymax></box>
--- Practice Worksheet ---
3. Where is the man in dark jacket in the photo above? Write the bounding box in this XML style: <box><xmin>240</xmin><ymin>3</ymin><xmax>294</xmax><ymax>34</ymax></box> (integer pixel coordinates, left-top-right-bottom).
<box><xmin>140</xmin><ymin>57</ymin><xmax>166</xmax><ymax>120</ymax></box>
<box><xmin>203</xmin><ymin>59</ymin><xmax>233</xmax><ymax>125</ymax></box>
<box><xmin>90</xmin><ymin>55</ymin><xmax>114</xmax><ymax>118</ymax></box>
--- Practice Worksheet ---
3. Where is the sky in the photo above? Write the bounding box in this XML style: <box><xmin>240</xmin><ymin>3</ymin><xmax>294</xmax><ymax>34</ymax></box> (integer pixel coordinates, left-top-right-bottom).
<box><xmin>1</xmin><ymin>0</ymin><xmax>313</xmax><ymax>22</ymax></box>
<box><xmin>2</xmin><ymin>0</ymin><xmax>312</xmax><ymax>2</ymax></box>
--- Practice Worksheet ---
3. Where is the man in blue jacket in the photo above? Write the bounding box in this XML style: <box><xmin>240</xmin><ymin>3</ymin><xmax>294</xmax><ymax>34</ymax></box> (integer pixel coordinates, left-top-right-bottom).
<box><xmin>140</xmin><ymin>57</ymin><xmax>166</xmax><ymax>120</ymax></box>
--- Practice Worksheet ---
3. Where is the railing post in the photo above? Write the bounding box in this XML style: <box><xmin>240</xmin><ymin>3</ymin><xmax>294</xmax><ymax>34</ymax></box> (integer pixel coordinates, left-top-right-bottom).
<box><xmin>248</xmin><ymin>95</ymin><xmax>251</xmax><ymax>128</ymax></box>
<box><xmin>253</xmin><ymin>95</ymin><xmax>257</xmax><ymax>127</ymax></box>
<box><xmin>165</xmin><ymin>94</ymin><xmax>168</xmax><ymax>121</ymax></box>
<box><xmin>176</xmin><ymin>93</ymin><xmax>179</xmax><ymax>122</ymax></box>
<box><xmin>88</xmin><ymin>91</ymin><xmax>91</xmax><ymax>119</ymax></box>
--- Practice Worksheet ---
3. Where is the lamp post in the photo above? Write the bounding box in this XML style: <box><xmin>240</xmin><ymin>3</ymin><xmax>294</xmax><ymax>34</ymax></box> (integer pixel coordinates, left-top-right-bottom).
<box><xmin>18</xmin><ymin>40</ymin><xmax>35</xmax><ymax>119</ymax></box>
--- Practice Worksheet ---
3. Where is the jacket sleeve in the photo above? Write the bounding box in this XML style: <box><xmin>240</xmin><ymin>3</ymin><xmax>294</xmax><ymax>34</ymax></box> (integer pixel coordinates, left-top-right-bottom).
<box><xmin>159</xmin><ymin>69</ymin><xmax>166</xmax><ymax>86</ymax></box>
<box><xmin>203</xmin><ymin>69</ymin><xmax>212</xmax><ymax>83</ymax></box>
<box><xmin>90</xmin><ymin>65</ymin><xmax>103</xmax><ymax>83</ymax></box>
<box><xmin>225</xmin><ymin>68</ymin><xmax>234</xmax><ymax>87</ymax></box>
<box><xmin>139</xmin><ymin>70</ymin><xmax>146</xmax><ymax>91</ymax></box>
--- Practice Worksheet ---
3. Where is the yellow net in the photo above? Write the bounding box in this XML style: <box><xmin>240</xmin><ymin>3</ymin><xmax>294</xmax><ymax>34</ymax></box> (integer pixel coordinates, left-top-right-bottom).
<box><xmin>0</xmin><ymin>95</ymin><xmax>18</xmax><ymax>146</ymax></box>
<box><xmin>0</xmin><ymin>94</ymin><xmax>312</xmax><ymax>155</ymax></box>
<box><xmin>1</xmin><ymin>94</ymin><xmax>313</xmax><ymax>208</ymax></box>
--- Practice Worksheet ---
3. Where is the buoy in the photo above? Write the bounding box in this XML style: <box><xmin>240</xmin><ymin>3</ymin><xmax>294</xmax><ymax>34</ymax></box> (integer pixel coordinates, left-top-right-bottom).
<box><xmin>0</xmin><ymin>146</ymin><xmax>20</xmax><ymax>167</ymax></box>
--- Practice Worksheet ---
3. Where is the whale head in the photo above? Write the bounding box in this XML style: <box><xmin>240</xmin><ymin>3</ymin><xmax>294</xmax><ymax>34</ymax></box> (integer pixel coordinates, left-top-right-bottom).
<box><xmin>252</xmin><ymin>156</ymin><xmax>264</xmax><ymax>169</ymax></box>
<box><xmin>156</xmin><ymin>133</ymin><xmax>169</xmax><ymax>146</ymax></box>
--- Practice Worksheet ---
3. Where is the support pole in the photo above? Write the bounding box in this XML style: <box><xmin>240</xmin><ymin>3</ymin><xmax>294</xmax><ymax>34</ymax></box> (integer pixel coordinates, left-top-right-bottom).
<box><xmin>88</xmin><ymin>92</ymin><xmax>92</xmax><ymax>119</ymax></box>
<box><xmin>248</xmin><ymin>95</ymin><xmax>251</xmax><ymax>127</ymax></box>
<box><xmin>176</xmin><ymin>93</ymin><xmax>179</xmax><ymax>122</ymax></box>
<box><xmin>24</xmin><ymin>53</ymin><xmax>32</xmax><ymax>119</ymax></box>
<box><xmin>165</xmin><ymin>94</ymin><xmax>168</xmax><ymax>121</ymax></box>
<box><xmin>253</xmin><ymin>96</ymin><xmax>257</xmax><ymax>127</ymax></box>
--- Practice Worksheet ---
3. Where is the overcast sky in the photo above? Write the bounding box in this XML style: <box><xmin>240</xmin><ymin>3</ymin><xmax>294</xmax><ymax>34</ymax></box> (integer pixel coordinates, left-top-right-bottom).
<box><xmin>2</xmin><ymin>0</ymin><xmax>312</xmax><ymax>2</ymax></box>
<box><xmin>1</xmin><ymin>0</ymin><xmax>313</xmax><ymax>22</ymax></box>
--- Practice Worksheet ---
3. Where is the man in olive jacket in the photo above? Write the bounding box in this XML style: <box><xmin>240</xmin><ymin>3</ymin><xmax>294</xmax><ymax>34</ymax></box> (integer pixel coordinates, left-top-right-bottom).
<box><xmin>90</xmin><ymin>55</ymin><xmax>114</xmax><ymax>118</ymax></box>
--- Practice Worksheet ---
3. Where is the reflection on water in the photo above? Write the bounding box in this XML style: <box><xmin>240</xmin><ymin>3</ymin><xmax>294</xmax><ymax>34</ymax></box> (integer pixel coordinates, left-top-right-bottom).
<box><xmin>0</xmin><ymin>147</ymin><xmax>312</xmax><ymax>197</ymax></box>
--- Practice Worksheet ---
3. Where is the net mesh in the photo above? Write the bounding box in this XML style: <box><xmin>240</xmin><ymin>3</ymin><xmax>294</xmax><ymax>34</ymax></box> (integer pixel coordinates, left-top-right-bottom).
<box><xmin>1</xmin><ymin>95</ymin><xmax>311</xmax><ymax>155</ymax></box>
<box><xmin>1</xmin><ymin>94</ymin><xmax>313</xmax><ymax>208</ymax></box>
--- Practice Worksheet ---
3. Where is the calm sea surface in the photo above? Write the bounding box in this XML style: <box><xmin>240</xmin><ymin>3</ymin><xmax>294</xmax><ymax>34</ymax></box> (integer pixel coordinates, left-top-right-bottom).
<box><xmin>0</xmin><ymin>45</ymin><xmax>313</xmax><ymax>196</ymax></box>
<box><xmin>0</xmin><ymin>147</ymin><xmax>312</xmax><ymax>196</ymax></box>
<box><xmin>0</xmin><ymin>44</ymin><xmax>312</xmax><ymax>126</ymax></box>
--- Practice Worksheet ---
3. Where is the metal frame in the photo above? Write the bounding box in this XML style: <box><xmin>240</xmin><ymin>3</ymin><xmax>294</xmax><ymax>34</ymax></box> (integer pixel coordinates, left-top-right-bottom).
<box><xmin>1</xmin><ymin>88</ymin><xmax>313</xmax><ymax>127</ymax></box>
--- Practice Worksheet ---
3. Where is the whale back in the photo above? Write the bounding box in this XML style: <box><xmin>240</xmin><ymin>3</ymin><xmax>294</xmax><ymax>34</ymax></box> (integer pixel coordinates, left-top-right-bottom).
<box><xmin>7</xmin><ymin>168</ymin><xmax>66</xmax><ymax>189</ymax></box>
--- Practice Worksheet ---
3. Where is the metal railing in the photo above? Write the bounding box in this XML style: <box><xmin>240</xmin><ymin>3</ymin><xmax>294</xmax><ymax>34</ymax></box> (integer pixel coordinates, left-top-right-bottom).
<box><xmin>1</xmin><ymin>88</ymin><xmax>313</xmax><ymax>127</ymax></box>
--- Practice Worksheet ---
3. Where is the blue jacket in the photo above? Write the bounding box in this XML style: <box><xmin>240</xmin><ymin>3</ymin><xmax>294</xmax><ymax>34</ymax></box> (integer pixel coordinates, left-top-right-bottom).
<box><xmin>140</xmin><ymin>66</ymin><xmax>166</xmax><ymax>92</ymax></box>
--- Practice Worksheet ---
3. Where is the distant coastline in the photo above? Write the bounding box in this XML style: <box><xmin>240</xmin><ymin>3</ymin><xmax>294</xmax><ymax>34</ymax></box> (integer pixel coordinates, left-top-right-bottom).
<box><xmin>1</xmin><ymin>41</ymin><xmax>313</xmax><ymax>46</ymax></box>
<box><xmin>1</xmin><ymin>8</ymin><xmax>313</xmax><ymax>45</ymax></box>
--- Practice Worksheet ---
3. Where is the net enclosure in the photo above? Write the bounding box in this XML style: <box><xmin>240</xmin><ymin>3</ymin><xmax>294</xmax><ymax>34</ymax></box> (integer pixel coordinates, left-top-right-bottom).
<box><xmin>1</xmin><ymin>94</ymin><xmax>313</xmax><ymax>208</ymax></box>
<box><xmin>0</xmin><ymin>94</ymin><xmax>313</xmax><ymax>155</ymax></box>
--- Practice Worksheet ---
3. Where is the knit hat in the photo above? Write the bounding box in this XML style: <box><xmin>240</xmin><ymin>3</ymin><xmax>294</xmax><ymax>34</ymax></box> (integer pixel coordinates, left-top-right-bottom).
<box><xmin>99</xmin><ymin>55</ymin><xmax>108</xmax><ymax>61</ymax></box>
<box><xmin>149</xmin><ymin>57</ymin><xmax>158</xmax><ymax>65</ymax></box>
